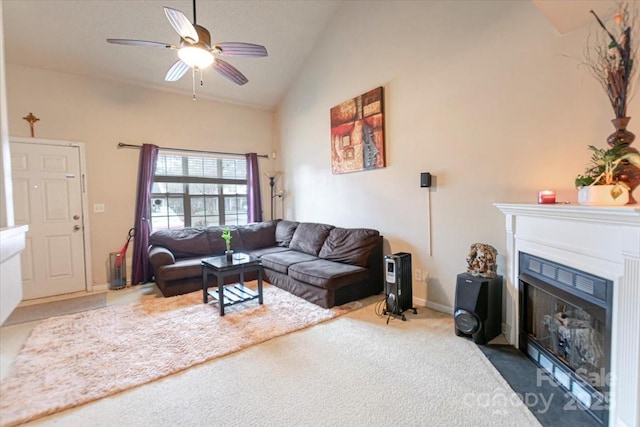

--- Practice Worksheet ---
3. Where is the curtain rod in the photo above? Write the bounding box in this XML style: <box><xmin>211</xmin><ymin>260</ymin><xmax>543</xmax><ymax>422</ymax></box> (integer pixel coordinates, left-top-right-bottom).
<box><xmin>117</xmin><ymin>142</ymin><xmax>269</xmax><ymax>159</ymax></box>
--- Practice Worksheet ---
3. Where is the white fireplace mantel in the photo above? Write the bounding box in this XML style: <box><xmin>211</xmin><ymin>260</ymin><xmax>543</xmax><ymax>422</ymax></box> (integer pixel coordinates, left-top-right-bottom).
<box><xmin>495</xmin><ymin>203</ymin><xmax>640</xmax><ymax>427</ymax></box>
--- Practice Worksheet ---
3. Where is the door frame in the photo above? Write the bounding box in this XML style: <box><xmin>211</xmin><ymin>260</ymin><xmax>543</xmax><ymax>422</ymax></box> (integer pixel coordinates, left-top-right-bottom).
<box><xmin>11</xmin><ymin>136</ymin><xmax>93</xmax><ymax>293</ymax></box>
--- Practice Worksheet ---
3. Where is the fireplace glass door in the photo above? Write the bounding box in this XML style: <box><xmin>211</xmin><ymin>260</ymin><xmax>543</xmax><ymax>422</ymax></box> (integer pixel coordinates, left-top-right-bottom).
<box><xmin>519</xmin><ymin>252</ymin><xmax>613</xmax><ymax>425</ymax></box>
<box><xmin>526</xmin><ymin>285</ymin><xmax>606</xmax><ymax>391</ymax></box>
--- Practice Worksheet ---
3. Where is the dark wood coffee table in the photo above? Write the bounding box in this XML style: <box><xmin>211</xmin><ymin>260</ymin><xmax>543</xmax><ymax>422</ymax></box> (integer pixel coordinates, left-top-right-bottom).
<box><xmin>201</xmin><ymin>253</ymin><xmax>263</xmax><ymax>316</ymax></box>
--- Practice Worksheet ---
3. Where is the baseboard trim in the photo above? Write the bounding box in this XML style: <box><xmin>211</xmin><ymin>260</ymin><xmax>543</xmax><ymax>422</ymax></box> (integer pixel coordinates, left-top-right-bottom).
<box><xmin>414</xmin><ymin>296</ymin><xmax>453</xmax><ymax>315</ymax></box>
<box><xmin>413</xmin><ymin>296</ymin><xmax>426</xmax><ymax>307</ymax></box>
<box><xmin>92</xmin><ymin>283</ymin><xmax>108</xmax><ymax>292</ymax></box>
<box><xmin>425</xmin><ymin>301</ymin><xmax>454</xmax><ymax>315</ymax></box>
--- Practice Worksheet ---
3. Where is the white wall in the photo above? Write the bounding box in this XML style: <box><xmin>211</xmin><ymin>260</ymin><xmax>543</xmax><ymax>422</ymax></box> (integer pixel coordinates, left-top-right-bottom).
<box><xmin>0</xmin><ymin>1</ymin><xmax>25</xmax><ymax>323</ymax></box>
<box><xmin>5</xmin><ymin>64</ymin><xmax>276</xmax><ymax>287</ymax></box>
<box><xmin>277</xmin><ymin>1</ymin><xmax>639</xmax><ymax>310</ymax></box>
<box><xmin>1</xmin><ymin>1</ymin><xmax>13</xmax><ymax>228</ymax></box>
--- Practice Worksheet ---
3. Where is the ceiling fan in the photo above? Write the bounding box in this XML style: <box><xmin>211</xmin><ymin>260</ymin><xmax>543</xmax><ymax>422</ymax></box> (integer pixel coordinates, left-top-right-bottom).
<box><xmin>107</xmin><ymin>0</ymin><xmax>267</xmax><ymax>99</ymax></box>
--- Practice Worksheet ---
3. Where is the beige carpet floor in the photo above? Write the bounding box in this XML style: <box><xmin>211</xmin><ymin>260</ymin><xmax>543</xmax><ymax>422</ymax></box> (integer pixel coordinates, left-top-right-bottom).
<box><xmin>0</xmin><ymin>283</ymin><xmax>360</xmax><ymax>427</ymax></box>
<box><xmin>2</xmin><ymin>293</ymin><xmax>107</xmax><ymax>327</ymax></box>
<box><xmin>19</xmin><ymin>300</ymin><xmax>541</xmax><ymax>427</ymax></box>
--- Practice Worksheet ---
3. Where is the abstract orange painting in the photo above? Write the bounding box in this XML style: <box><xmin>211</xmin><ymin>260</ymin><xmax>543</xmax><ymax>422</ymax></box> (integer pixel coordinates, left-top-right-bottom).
<box><xmin>330</xmin><ymin>87</ymin><xmax>385</xmax><ymax>174</ymax></box>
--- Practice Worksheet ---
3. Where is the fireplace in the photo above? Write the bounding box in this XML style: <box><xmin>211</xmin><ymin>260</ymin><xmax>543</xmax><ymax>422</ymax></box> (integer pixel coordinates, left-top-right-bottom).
<box><xmin>495</xmin><ymin>203</ymin><xmax>640</xmax><ymax>427</ymax></box>
<box><xmin>519</xmin><ymin>252</ymin><xmax>612</xmax><ymax>424</ymax></box>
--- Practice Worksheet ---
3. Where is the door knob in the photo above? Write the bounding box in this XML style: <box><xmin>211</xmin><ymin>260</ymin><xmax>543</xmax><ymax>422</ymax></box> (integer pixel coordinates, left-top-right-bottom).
<box><xmin>73</xmin><ymin>225</ymin><xmax>81</xmax><ymax>231</ymax></box>
<box><xmin>73</xmin><ymin>215</ymin><xmax>80</xmax><ymax>220</ymax></box>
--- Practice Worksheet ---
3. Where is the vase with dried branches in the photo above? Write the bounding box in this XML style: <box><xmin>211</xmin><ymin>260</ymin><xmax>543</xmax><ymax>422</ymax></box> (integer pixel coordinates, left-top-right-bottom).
<box><xmin>583</xmin><ymin>2</ymin><xmax>640</xmax><ymax>202</ymax></box>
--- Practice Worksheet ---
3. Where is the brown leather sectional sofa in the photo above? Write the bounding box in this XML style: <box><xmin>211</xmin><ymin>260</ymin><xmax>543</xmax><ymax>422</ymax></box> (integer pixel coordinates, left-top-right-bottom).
<box><xmin>148</xmin><ymin>220</ymin><xmax>383</xmax><ymax>308</ymax></box>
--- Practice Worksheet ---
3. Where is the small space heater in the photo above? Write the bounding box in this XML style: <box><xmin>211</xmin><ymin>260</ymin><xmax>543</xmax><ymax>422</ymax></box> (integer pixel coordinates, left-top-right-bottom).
<box><xmin>384</xmin><ymin>252</ymin><xmax>416</xmax><ymax>321</ymax></box>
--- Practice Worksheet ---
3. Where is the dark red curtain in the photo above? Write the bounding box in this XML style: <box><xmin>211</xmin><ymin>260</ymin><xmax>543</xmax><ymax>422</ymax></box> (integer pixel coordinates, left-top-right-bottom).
<box><xmin>131</xmin><ymin>144</ymin><xmax>159</xmax><ymax>284</ymax></box>
<box><xmin>246</xmin><ymin>153</ymin><xmax>263</xmax><ymax>223</ymax></box>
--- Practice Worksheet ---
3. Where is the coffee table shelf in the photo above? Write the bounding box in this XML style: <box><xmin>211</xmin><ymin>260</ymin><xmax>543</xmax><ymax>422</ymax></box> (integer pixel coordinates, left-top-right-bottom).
<box><xmin>207</xmin><ymin>283</ymin><xmax>260</xmax><ymax>307</ymax></box>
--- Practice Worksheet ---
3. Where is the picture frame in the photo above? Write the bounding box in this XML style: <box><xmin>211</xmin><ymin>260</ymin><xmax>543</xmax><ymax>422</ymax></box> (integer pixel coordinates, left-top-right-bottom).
<box><xmin>330</xmin><ymin>86</ymin><xmax>385</xmax><ymax>174</ymax></box>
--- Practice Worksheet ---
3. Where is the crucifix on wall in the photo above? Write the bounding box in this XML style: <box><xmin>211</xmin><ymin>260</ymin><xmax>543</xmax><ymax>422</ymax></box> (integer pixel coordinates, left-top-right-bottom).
<box><xmin>22</xmin><ymin>112</ymin><xmax>40</xmax><ymax>137</ymax></box>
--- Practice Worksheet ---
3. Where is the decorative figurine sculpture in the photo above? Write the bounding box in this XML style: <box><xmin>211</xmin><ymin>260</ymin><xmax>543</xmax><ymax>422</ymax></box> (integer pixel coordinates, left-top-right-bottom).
<box><xmin>466</xmin><ymin>243</ymin><xmax>498</xmax><ymax>278</ymax></box>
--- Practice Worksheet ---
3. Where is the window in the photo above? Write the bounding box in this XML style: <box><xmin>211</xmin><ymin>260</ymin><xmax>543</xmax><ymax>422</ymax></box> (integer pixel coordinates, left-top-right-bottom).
<box><xmin>151</xmin><ymin>153</ymin><xmax>248</xmax><ymax>231</ymax></box>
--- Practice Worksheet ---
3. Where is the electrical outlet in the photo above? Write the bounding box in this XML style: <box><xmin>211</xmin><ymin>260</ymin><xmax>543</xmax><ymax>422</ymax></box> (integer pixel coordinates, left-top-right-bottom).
<box><xmin>415</xmin><ymin>269</ymin><xmax>422</xmax><ymax>281</ymax></box>
<box><xmin>93</xmin><ymin>203</ymin><xmax>105</xmax><ymax>213</ymax></box>
<box><xmin>423</xmin><ymin>270</ymin><xmax>429</xmax><ymax>283</ymax></box>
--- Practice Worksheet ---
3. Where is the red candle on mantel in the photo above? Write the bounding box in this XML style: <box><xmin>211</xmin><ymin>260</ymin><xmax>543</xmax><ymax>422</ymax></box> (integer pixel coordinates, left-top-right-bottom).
<box><xmin>538</xmin><ymin>190</ymin><xmax>556</xmax><ymax>204</ymax></box>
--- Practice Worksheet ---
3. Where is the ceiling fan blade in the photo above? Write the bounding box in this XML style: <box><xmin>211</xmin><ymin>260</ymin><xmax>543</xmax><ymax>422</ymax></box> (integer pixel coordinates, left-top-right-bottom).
<box><xmin>213</xmin><ymin>58</ymin><xmax>249</xmax><ymax>85</ymax></box>
<box><xmin>164</xmin><ymin>7</ymin><xmax>199</xmax><ymax>43</ymax></box>
<box><xmin>107</xmin><ymin>39</ymin><xmax>176</xmax><ymax>49</ymax></box>
<box><xmin>165</xmin><ymin>60</ymin><xmax>190</xmax><ymax>82</ymax></box>
<box><xmin>213</xmin><ymin>42</ymin><xmax>268</xmax><ymax>57</ymax></box>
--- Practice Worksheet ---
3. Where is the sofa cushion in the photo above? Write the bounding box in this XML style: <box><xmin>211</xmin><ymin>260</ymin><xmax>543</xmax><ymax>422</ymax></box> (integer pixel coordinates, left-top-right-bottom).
<box><xmin>318</xmin><ymin>228</ymin><xmax>380</xmax><ymax>267</ymax></box>
<box><xmin>288</xmin><ymin>259</ymin><xmax>368</xmax><ymax>291</ymax></box>
<box><xmin>205</xmin><ymin>226</ymin><xmax>245</xmax><ymax>253</ymax></box>
<box><xmin>149</xmin><ymin>228</ymin><xmax>213</xmax><ymax>258</ymax></box>
<box><xmin>238</xmin><ymin>221</ymin><xmax>277</xmax><ymax>249</ymax></box>
<box><xmin>260</xmin><ymin>250</ymin><xmax>318</xmax><ymax>274</ymax></box>
<box><xmin>246</xmin><ymin>246</ymin><xmax>290</xmax><ymax>258</ymax></box>
<box><xmin>289</xmin><ymin>222</ymin><xmax>334</xmax><ymax>256</ymax></box>
<box><xmin>275</xmin><ymin>220</ymin><xmax>299</xmax><ymax>247</ymax></box>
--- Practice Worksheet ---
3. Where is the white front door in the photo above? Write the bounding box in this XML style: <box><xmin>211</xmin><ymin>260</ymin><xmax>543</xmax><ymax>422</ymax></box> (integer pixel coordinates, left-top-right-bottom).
<box><xmin>11</xmin><ymin>140</ymin><xmax>87</xmax><ymax>299</ymax></box>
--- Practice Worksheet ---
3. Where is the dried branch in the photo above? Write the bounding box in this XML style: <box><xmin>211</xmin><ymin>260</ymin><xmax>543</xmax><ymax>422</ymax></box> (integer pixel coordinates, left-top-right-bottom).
<box><xmin>583</xmin><ymin>2</ymin><xmax>638</xmax><ymax>118</ymax></box>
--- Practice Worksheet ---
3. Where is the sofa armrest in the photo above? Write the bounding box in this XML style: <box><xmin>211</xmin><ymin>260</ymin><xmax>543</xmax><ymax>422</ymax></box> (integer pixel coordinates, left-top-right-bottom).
<box><xmin>148</xmin><ymin>245</ymin><xmax>176</xmax><ymax>269</ymax></box>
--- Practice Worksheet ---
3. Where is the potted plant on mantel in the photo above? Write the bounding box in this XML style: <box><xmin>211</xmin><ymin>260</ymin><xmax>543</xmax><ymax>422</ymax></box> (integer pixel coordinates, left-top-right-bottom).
<box><xmin>575</xmin><ymin>143</ymin><xmax>640</xmax><ymax>205</ymax></box>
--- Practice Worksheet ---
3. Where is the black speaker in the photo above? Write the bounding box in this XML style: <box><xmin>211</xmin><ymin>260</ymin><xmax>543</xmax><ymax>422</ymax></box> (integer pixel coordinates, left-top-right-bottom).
<box><xmin>454</xmin><ymin>273</ymin><xmax>502</xmax><ymax>345</ymax></box>
<box><xmin>420</xmin><ymin>172</ymin><xmax>431</xmax><ymax>188</ymax></box>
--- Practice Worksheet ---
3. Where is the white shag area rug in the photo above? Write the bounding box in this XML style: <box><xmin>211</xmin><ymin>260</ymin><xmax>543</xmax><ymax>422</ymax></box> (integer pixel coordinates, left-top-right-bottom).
<box><xmin>0</xmin><ymin>283</ymin><xmax>359</xmax><ymax>427</ymax></box>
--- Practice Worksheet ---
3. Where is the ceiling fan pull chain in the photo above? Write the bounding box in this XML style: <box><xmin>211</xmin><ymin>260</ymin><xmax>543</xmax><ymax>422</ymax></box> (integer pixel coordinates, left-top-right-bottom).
<box><xmin>192</xmin><ymin>67</ymin><xmax>196</xmax><ymax>100</ymax></box>
<box><xmin>199</xmin><ymin>68</ymin><xmax>204</xmax><ymax>87</ymax></box>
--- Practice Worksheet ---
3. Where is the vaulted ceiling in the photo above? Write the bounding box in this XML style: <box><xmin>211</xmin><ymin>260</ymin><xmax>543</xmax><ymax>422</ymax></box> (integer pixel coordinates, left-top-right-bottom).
<box><xmin>2</xmin><ymin>0</ymin><xmax>619</xmax><ymax>110</ymax></box>
<box><xmin>2</xmin><ymin>0</ymin><xmax>341</xmax><ymax>109</ymax></box>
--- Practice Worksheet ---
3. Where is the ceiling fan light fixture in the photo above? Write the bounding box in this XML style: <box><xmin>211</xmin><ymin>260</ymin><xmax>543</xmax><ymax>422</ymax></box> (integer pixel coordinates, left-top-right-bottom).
<box><xmin>178</xmin><ymin>46</ymin><xmax>214</xmax><ymax>68</ymax></box>
<box><xmin>107</xmin><ymin>0</ymin><xmax>267</xmax><ymax>94</ymax></box>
